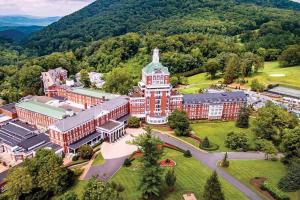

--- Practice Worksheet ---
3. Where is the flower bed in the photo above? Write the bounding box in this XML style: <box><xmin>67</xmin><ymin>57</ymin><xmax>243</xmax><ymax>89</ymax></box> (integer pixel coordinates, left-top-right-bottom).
<box><xmin>199</xmin><ymin>143</ymin><xmax>219</xmax><ymax>151</ymax></box>
<box><xmin>159</xmin><ymin>158</ymin><xmax>176</xmax><ymax>167</ymax></box>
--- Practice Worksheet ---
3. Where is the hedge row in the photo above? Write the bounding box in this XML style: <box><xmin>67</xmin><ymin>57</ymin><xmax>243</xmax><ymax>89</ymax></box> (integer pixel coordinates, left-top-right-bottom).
<box><xmin>199</xmin><ymin>143</ymin><xmax>219</xmax><ymax>151</ymax></box>
<box><xmin>261</xmin><ymin>181</ymin><xmax>290</xmax><ymax>200</ymax></box>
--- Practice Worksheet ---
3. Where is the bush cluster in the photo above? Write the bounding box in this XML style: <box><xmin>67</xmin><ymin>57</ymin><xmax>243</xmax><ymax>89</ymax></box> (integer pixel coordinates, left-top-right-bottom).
<box><xmin>261</xmin><ymin>181</ymin><xmax>290</xmax><ymax>200</ymax></box>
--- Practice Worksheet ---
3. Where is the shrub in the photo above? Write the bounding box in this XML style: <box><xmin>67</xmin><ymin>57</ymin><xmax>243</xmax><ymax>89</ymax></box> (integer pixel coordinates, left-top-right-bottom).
<box><xmin>220</xmin><ymin>152</ymin><xmax>229</xmax><ymax>168</ymax></box>
<box><xmin>128</xmin><ymin>116</ymin><xmax>140</xmax><ymax>128</ymax></box>
<box><xmin>199</xmin><ymin>143</ymin><xmax>219</xmax><ymax>151</ymax></box>
<box><xmin>72</xmin><ymin>168</ymin><xmax>84</xmax><ymax>176</ymax></box>
<box><xmin>123</xmin><ymin>158</ymin><xmax>132</xmax><ymax>167</ymax></box>
<box><xmin>250</xmin><ymin>79</ymin><xmax>265</xmax><ymax>92</ymax></box>
<box><xmin>278</xmin><ymin>160</ymin><xmax>300</xmax><ymax>192</ymax></box>
<box><xmin>201</xmin><ymin>137</ymin><xmax>210</xmax><ymax>148</ymax></box>
<box><xmin>72</xmin><ymin>155</ymin><xmax>79</xmax><ymax>161</ymax></box>
<box><xmin>78</xmin><ymin>145</ymin><xmax>93</xmax><ymax>159</ymax></box>
<box><xmin>184</xmin><ymin>150</ymin><xmax>192</xmax><ymax>157</ymax></box>
<box><xmin>225</xmin><ymin>131</ymin><xmax>249</xmax><ymax>151</ymax></box>
<box><xmin>261</xmin><ymin>181</ymin><xmax>289</xmax><ymax>200</ymax></box>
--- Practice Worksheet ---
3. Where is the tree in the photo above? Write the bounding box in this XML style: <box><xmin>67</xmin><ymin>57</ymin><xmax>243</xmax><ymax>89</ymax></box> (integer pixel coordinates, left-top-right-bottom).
<box><xmin>278</xmin><ymin>159</ymin><xmax>300</xmax><ymax>192</ymax></box>
<box><xmin>128</xmin><ymin>116</ymin><xmax>140</xmax><ymax>128</ymax></box>
<box><xmin>279</xmin><ymin>45</ymin><xmax>300</xmax><ymax>67</ymax></box>
<box><xmin>253</xmin><ymin>102</ymin><xmax>299</xmax><ymax>144</ymax></box>
<box><xmin>201</xmin><ymin>137</ymin><xmax>210</xmax><ymax>148</ymax></box>
<box><xmin>282</xmin><ymin>127</ymin><xmax>300</xmax><ymax>160</ymax></box>
<box><xmin>168</xmin><ymin>109</ymin><xmax>190</xmax><ymax>136</ymax></box>
<box><xmin>205</xmin><ymin>58</ymin><xmax>220</xmax><ymax>79</ymax></box>
<box><xmin>250</xmin><ymin>79</ymin><xmax>265</xmax><ymax>92</ymax></box>
<box><xmin>236</xmin><ymin>104</ymin><xmax>250</xmax><ymax>128</ymax></box>
<box><xmin>223</xmin><ymin>53</ymin><xmax>240</xmax><ymax>84</ymax></box>
<box><xmin>203</xmin><ymin>171</ymin><xmax>225</xmax><ymax>200</ymax></box>
<box><xmin>58</xmin><ymin>191</ymin><xmax>79</xmax><ymax>200</ymax></box>
<box><xmin>78</xmin><ymin>145</ymin><xmax>93</xmax><ymax>159</ymax></box>
<box><xmin>240</xmin><ymin>52</ymin><xmax>264</xmax><ymax>77</ymax></box>
<box><xmin>165</xmin><ymin>169</ymin><xmax>176</xmax><ymax>191</ymax></box>
<box><xmin>18</xmin><ymin>65</ymin><xmax>43</xmax><ymax>95</ymax></box>
<box><xmin>260</xmin><ymin>140</ymin><xmax>277</xmax><ymax>160</ymax></box>
<box><xmin>5</xmin><ymin>167</ymin><xmax>34</xmax><ymax>199</ymax></box>
<box><xmin>79</xmin><ymin>69</ymin><xmax>91</xmax><ymax>87</ymax></box>
<box><xmin>103</xmin><ymin>67</ymin><xmax>134</xmax><ymax>95</ymax></box>
<box><xmin>170</xmin><ymin>76</ymin><xmax>179</xmax><ymax>87</ymax></box>
<box><xmin>220</xmin><ymin>152</ymin><xmax>229</xmax><ymax>167</ymax></box>
<box><xmin>131</xmin><ymin>126</ymin><xmax>164</xmax><ymax>199</ymax></box>
<box><xmin>82</xmin><ymin>178</ymin><xmax>120</xmax><ymax>200</ymax></box>
<box><xmin>225</xmin><ymin>132</ymin><xmax>249</xmax><ymax>151</ymax></box>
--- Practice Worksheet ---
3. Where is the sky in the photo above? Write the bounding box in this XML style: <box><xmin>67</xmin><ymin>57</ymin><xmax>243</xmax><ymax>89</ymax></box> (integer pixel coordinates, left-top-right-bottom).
<box><xmin>0</xmin><ymin>0</ymin><xmax>95</xmax><ymax>17</ymax></box>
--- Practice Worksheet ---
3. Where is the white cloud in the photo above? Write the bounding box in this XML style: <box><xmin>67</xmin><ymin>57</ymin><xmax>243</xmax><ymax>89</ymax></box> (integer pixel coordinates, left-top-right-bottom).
<box><xmin>0</xmin><ymin>0</ymin><xmax>95</xmax><ymax>17</ymax></box>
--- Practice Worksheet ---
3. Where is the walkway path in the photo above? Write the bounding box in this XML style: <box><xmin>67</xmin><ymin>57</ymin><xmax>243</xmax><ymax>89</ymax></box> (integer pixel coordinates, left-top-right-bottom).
<box><xmin>153</xmin><ymin>131</ymin><xmax>264</xmax><ymax>200</ymax></box>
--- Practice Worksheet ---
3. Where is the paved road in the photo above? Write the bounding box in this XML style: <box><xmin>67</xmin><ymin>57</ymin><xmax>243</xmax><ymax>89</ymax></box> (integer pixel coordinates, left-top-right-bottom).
<box><xmin>84</xmin><ymin>155</ymin><xmax>128</xmax><ymax>181</ymax></box>
<box><xmin>153</xmin><ymin>131</ymin><xmax>263</xmax><ymax>200</ymax></box>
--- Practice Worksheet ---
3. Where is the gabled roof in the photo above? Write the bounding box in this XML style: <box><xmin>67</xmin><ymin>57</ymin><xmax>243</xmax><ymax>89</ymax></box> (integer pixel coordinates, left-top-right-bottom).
<box><xmin>16</xmin><ymin>100</ymin><xmax>68</xmax><ymax>119</ymax></box>
<box><xmin>183</xmin><ymin>91</ymin><xmax>247</xmax><ymax>105</ymax></box>
<box><xmin>51</xmin><ymin>96</ymin><xmax>128</xmax><ymax>132</ymax></box>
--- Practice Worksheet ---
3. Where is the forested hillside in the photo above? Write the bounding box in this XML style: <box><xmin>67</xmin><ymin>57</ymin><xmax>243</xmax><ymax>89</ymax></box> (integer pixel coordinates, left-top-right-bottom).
<box><xmin>26</xmin><ymin>0</ymin><xmax>300</xmax><ymax>55</ymax></box>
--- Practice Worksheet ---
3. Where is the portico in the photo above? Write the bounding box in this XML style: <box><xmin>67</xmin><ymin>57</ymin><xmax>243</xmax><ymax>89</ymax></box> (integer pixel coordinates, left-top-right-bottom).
<box><xmin>96</xmin><ymin>120</ymin><xmax>125</xmax><ymax>143</ymax></box>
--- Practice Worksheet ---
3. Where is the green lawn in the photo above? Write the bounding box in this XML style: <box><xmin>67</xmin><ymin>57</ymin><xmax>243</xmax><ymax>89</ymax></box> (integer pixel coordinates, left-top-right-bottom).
<box><xmin>225</xmin><ymin>160</ymin><xmax>300</xmax><ymax>200</ymax></box>
<box><xmin>53</xmin><ymin>180</ymin><xmax>89</xmax><ymax>200</ymax></box>
<box><xmin>189</xmin><ymin>120</ymin><xmax>256</xmax><ymax>152</ymax></box>
<box><xmin>92</xmin><ymin>152</ymin><xmax>105</xmax><ymax>166</ymax></box>
<box><xmin>178</xmin><ymin>61</ymin><xmax>300</xmax><ymax>94</ymax></box>
<box><xmin>112</xmin><ymin>148</ymin><xmax>248</xmax><ymax>200</ymax></box>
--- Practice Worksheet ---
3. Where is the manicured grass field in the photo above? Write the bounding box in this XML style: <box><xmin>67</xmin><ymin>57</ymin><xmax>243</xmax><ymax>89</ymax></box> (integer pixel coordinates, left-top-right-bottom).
<box><xmin>225</xmin><ymin>160</ymin><xmax>300</xmax><ymax>200</ymax></box>
<box><xmin>53</xmin><ymin>180</ymin><xmax>89</xmax><ymax>200</ymax></box>
<box><xmin>92</xmin><ymin>152</ymin><xmax>105</xmax><ymax>166</ymax></box>
<box><xmin>179</xmin><ymin>61</ymin><xmax>300</xmax><ymax>94</ymax></box>
<box><xmin>112</xmin><ymin>148</ymin><xmax>248</xmax><ymax>200</ymax></box>
<box><xmin>190</xmin><ymin>120</ymin><xmax>256</xmax><ymax>152</ymax></box>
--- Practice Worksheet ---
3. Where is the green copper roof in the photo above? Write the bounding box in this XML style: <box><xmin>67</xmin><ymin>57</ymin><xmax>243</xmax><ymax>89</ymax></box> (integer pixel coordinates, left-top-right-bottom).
<box><xmin>16</xmin><ymin>101</ymin><xmax>67</xmax><ymax>119</ymax></box>
<box><xmin>143</xmin><ymin>62</ymin><xmax>169</xmax><ymax>74</ymax></box>
<box><xmin>71</xmin><ymin>88</ymin><xmax>119</xmax><ymax>99</ymax></box>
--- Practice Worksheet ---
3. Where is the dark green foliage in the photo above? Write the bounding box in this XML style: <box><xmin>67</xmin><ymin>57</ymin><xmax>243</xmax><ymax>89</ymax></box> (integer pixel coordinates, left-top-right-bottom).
<box><xmin>168</xmin><ymin>109</ymin><xmax>190</xmax><ymax>136</ymax></box>
<box><xmin>131</xmin><ymin>126</ymin><xmax>164</xmax><ymax>199</ymax></box>
<box><xmin>79</xmin><ymin>69</ymin><xmax>91</xmax><ymax>87</ymax></box>
<box><xmin>205</xmin><ymin>58</ymin><xmax>221</xmax><ymax>79</ymax></box>
<box><xmin>165</xmin><ymin>169</ymin><xmax>176</xmax><ymax>190</ymax></box>
<box><xmin>78</xmin><ymin>145</ymin><xmax>93</xmax><ymax>159</ymax></box>
<box><xmin>128</xmin><ymin>116</ymin><xmax>140</xmax><ymax>128</ymax></box>
<box><xmin>123</xmin><ymin>158</ymin><xmax>132</xmax><ymax>167</ymax></box>
<box><xmin>5</xmin><ymin>149</ymin><xmax>74</xmax><ymax>200</ymax></box>
<box><xmin>261</xmin><ymin>181</ymin><xmax>290</xmax><ymax>200</ymax></box>
<box><xmin>250</xmin><ymin>79</ymin><xmax>265</xmax><ymax>92</ymax></box>
<box><xmin>236</xmin><ymin>105</ymin><xmax>250</xmax><ymax>128</ymax></box>
<box><xmin>184</xmin><ymin>150</ymin><xmax>192</xmax><ymax>158</ymax></box>
<box><xmin>282</xmin><ymin>127</ymin><xmax>300</xmax><ymax>161</ymax></box>
<box><xmin>203</xmin><ymin>171</ymin><xmax>225</xmax><ymax>200</ymax></box>
<box><xmin>279</xmin><ymin>45</ymin><xmax>300</xmax><ymax>67</ymax></box>
<box><xmin>220</xmin><ymin>152</ymin><xmax>229</xmax><ymax>168</ymax></box>
<box><xmin>225</xmin><ymin>131</ymin><xmax>249</xmax><ymax>151</ymax></box>
<box><xmin>82</xmin><ymin>178</ymin><xmax>120</xmax><ymax>200</ymax></box>
<box><xmin>253</xmin><ymin>102</ymin><xmax>299</xmax><ymax>144</ymax></box>
<box><xmin>170</xmin><ymin>76</ymin><xmax>180</xmax><ymax>87</ymax></box>
<box><xmin>201</xmin><ymin>137</ymin><xmax>210</xmax><ymax>148</ymax></box>
<box><xmin>58</xmin><ymin>191</ymin><xmax>78</xmax><ymax>200</ymax></box>
<box><xmin>72</xmin><ymin>155</ymin><xmax>79</xmax><ymax>161</ymax></box>
<box><xmin>278</xmin><ymin>160</ymin><xmax>300</xmax><ymax>192</ymax></box>
<box><xmin>26</xmin><ymin>0</ymin><xmax>300</xmax><ymax>55</ymax></box>
<box><xmin>103</xmin><ymin>67</ymin><xmax>135</xmax><ymax>95</ymax></box>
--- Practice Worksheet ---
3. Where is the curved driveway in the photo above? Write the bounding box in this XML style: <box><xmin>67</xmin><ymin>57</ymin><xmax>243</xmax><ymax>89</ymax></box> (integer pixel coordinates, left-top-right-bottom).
<box><xmin>153</xmin><ymin>131</ymin><xmax>263</xmax><ymax>200</ymax></box>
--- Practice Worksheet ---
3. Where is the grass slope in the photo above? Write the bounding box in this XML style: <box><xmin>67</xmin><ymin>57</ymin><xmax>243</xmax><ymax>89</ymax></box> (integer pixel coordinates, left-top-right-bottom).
<box><xmin>225</xmin><ymin>160</ymin><xmax>300</xmax><ymax>200</ymax></box>
<box><xmin>189</xmin><ymin>120</ymin><xmax>256</xmax><ymax>152</ymax></box>
<box><xmin>112</xmin><ymin>148</ymin><xmax>248</xmax><ymax>200</ymax></box>
<box><xmin>179</xmin><ymin>61</ymin><xmax>300</xmax><ymax>94</ymax></box>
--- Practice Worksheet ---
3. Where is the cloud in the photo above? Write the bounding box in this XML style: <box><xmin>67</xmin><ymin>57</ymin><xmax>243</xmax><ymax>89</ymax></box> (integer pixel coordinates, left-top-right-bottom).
<box><xmin>0</xmin><ymin>0</ymin><xmax>95</xmax><ymax>17</ymax></box>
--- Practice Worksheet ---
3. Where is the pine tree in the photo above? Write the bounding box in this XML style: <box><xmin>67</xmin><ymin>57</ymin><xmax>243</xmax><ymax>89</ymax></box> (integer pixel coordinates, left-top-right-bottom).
<box><xmin>236</xmin><ymin>104</ymin><xmax>250</xmax><ymax>128</ymax></box>
<box><xmin>165</xmin><ymin>169</ymin><xmax>176</xmax><ymax>191</ymax></box>
<box><xmin>220</xmin><ymin>152</ymin><xmax>229</xmax><ymax>167</ymax></box>
<box><xmin>201</xmin><ymin>137</ymin><xmax>210</xmax><ymax>148</ymax></box>
<box><xmin>203</xmin><ymin>171</ymin><xmax>225</xmax><ymax>200</ymax></box>
<box><xmin>131</xmin><ymin>126</ymin><xmax>164</xmax><ymax>199</ymax></box>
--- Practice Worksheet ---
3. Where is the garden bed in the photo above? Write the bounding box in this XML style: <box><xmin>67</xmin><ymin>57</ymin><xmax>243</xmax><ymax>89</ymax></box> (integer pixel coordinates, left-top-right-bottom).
<box><xmin>250</xmin><ymin>177</ymin><xmax>275</xmax><ymax>200</ymax></box>
<box><xmin>159</xmin><ymin>159</ymin><xmax>176</xmax><ymax>167</ymax></box>
<box><xmin>199</xmin><ymin>143</ymin><xmax>219</xmax><ymax>151</ymax></box>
